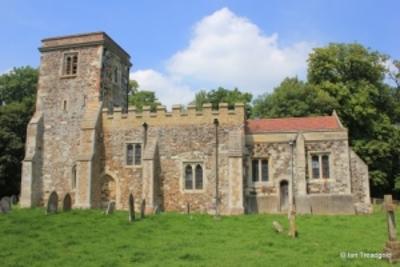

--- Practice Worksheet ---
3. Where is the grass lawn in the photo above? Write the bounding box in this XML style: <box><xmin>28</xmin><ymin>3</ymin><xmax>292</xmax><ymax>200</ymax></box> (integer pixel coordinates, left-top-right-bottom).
<box><xmin>0</xmin><ymin>207</ymin><xmax>397</xmax><ymax>267</ymax></box>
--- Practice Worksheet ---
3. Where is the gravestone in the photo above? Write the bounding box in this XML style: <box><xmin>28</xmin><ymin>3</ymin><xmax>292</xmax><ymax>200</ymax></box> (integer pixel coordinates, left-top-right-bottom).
<box><xmin>128</xmin><ymin>194</ymin><xmax>135</xmax><ymax>222</ymax></box>
<box><xmin>46</xmin><ymin>191</ymin><xmax>58</xmax><ymax>214</ymax></box>
<box><xmin>288</xmin><ymin>208</ymin><xmax>298</xmax><ymax>238</ymax></box>
<box><xmin>187</xmin><ymin>203</ymin><xmax>191</xmax><ymax>215</ymax></box>
<box><xmin>63</xmin><ymin>194</ymin><xmax>72</xmax><ymax>212</ymax></box>
<box><xmin>105</xmin><ymin>201</ymin><xmax>115</xmax><ymax>215</ymax></box>
<box><xmin>383</xmin><ymin>195</ymin><xmax>400</xmax><ymax>263</ymax></box>
<box><xmin>140</xmin><ymin>199</ymin><xmax>146</xmax><ymax>219</ymax></box>
<box><xmin>10</xmin><ymin>195</ymin><xmax>17</xmax><ymax>205</ymax></box>
<box><xmin>272</xmin><ymin>221</ymin><xmax>283</xmax><ymax>233</ymax></box>
<box><xmin>154</xmin><ymin>204</ymin><xmax>160</xmax><ymax>215</ymax></box>
<box><xmin>0</xmin><ymin>197</ymin><xmax>11</xmax><ymax>214</ymax></box>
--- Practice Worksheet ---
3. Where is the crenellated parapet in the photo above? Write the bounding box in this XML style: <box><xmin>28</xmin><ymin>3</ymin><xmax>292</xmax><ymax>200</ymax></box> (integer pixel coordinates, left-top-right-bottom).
<box><xmin>102</xmin><ymin>103</ymin><xmax>245</xmax><ymax>128</ymax></box>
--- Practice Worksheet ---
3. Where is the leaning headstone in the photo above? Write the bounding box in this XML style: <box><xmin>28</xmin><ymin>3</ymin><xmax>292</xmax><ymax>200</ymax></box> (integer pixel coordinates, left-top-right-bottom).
<box><xmin>140</xmin><ymin>199</ymin><xmax>146</xmax><ymax>219</ymax></box>
<box><xmin>288</xmin><ymin>208</ymin><xmax>298</xmax><ymax>238</ymax></box>
<box><xmin>10</xmin><ymin>195</ymin><xmax>17</xmax><ymax>205</ymax></box>
<box><xmin>0</xmin><ymin>197</ymin><xmax>11</xmax><ymax>214</ymax></box>
<box><xmin>105</xmin><ymin>201</ymin><xmax>116</xmax><ymax>215</ymax></box>
<box><xmin>154</xmin><ymin>204</ymin><xmax>160</xmax><ymax>215</ymax></box>
<box><xmin>46</xmin><ymin>192</ymin><xmax>58</xmax><ymax>214</ymax></box>
<box><xmin>383</xmin><ymin>195</ymin><xmax>400</xmax><ymax>263</ymax></box>
<box><xmin>272</xmin><ymin>221</ymin><xmax>283</xmax><ymax>233</ymax></box>
<box><xmin>63</xmin><ymin>194</ymin><xmax>72</xmax><ymax>212</ymax></box>
<box><xmin>128</xmin><ymin>194</ymin><xmax>135</xmax><ymax>222</ymax></box>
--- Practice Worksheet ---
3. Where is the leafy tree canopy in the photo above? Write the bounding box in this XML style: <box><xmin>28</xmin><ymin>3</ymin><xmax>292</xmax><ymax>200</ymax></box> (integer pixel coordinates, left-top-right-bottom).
<box><xmin>0</xmin><ymin>67</ymin><xmax>37</xmax><ymax>197</ymax></box>
<box><xmin>128</xmin><ymin>82</ymin><xmax>160</xmax><ymax>112</ymax></box>
<box><xmin>191</xmin><ymin>87</ymin><xmax>252</xmax><ymax>116</ymax></box>
<box><xmin>0</xmin><ymin>66</ymin><xmax>38</xmax><ymax>105</ymax></box>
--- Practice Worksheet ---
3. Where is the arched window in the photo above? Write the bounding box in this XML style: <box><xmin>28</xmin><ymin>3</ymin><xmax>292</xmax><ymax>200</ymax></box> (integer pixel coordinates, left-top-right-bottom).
<box><xmin>195</xmin><ymin>164</ymin><xmax>203</xmax><ymax>189</ymax></box>
<box><xmin>71</xmin><ymin>165</ymin><xmax>77</xmax><ymax>189</ymax></box>
<box><xmin>134</xmin><ymin>144</ymin><xmax>142</xmax><ymax>165</ymax></box>
<box><xmin>126</xmin><ymin>144</ymin><xmax>134</xmax><ymax>165</ymax></box>
<box><xmin>185</xmin><ymin>165</ymin><xmax>193</xmax><ymax>190</ymax></box>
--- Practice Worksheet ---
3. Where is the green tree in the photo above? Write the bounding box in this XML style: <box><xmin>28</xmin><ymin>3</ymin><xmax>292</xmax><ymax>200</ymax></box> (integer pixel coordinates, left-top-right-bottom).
<box><xmin>308</xmin><ymin>44</ymin><xmax>399</xmax><ymax>195</ymax></box>
<box><xmin>191</xmin><ymin>87</ymin><xmax>252</xmax><ymax>116</ymax></box>
<box><xmin>128</xmin><ymin>89</ymin><xmax>159</xmax><ymax>112</ymax></box>
<box><xmin>0</xmin><ymin>66</ymin><xmax>38</xmax><ymax>105</ymax></box>
<box><xmin>0</xmin><ymin>67</ymin><xmax>38</xmax><ymax>197</ymax></box>
<box><xmin>252</xmin><ymin>77</ymin><xmax>337</xmax><ymax>118</ymax></box>
<box><xmin>128</xmin><ymin>79</ymin><xmax>139</xmax><ymax>95</ymax></box>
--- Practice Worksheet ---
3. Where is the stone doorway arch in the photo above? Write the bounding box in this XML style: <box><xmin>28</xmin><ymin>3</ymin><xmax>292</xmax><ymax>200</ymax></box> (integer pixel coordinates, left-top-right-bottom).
<box><xmin>280</xmin><ymin>180</ymin><xmax>289</xmax><ymax>212</ymax></box>
<box><xmin>47</xmin><ymin>191</ymin><xmax>58</xmax><ymax>214</ymax></box>
<box><xmin>63</xmin><ymin>193</ymin><xmax>72</xmax><ymax>211</ymax></box>
<box><xmin>100</xmin><ymin>174</ymin><xmax>116</xmax><ymax>209</ymax></box>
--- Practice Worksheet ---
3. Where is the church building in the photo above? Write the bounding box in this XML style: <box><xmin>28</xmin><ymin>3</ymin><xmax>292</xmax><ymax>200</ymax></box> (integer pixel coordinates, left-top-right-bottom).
<box><xmin>20</xmin><ymin>32</ymin><xmax>371</xmax><ymax>215</ymax></box>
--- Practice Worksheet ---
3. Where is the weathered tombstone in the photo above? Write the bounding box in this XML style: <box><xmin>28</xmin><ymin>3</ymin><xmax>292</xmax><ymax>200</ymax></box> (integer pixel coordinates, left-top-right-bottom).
<box><xmin>187</xmin><ymin>203</ymin><xmax>191</xmax><ymax>215</ymax></box>
<box><xmin>10</xmin><ymin>195</ymin><xmax>17</xmax><ymax>205</ymax></box>
<box><xmin>63</xmin><ymin>194</ymin><xmax>72</xmax><ymax>212</ymax></box>
<box><xmin>272</xmin><ymin>221</ymin><xmax>283</xmax><ymax>233</ymax></box>
<box><xmin>154</xmin><ymin>204</ymin><xmax>160</xmax><ymax>215</ymax></box>
<box><xmin>105</xmin><ymin>201</ymin><xmax>115</xmax><ymax>215</ymax></box>
<box><xmin>46</xmin><ymin>191</ymin><xmax>58</xmax><ymax>214</ymax></box>
<box><xmin>288</xmin><ymin>208</ymin><xmax>298</xmax><ymax>238</ymax></box>
<box><xmin>0</xmin><ymin>197</ymin><xmax>11</xmax><ymax>214</ymax></box>
<box><xmin>128</xmin><ymin>194</ymin><xmax>135</xmax><ymax>222</ymax></box>
<box><xmin>140</xmin><ymin>199</ymin><xmax>146</xmax><ymax>219</ymax></box>
<box><xmin>383</xmin><ymin>195</ymin><xmax>400</xmax><ymax>263</ymax></box>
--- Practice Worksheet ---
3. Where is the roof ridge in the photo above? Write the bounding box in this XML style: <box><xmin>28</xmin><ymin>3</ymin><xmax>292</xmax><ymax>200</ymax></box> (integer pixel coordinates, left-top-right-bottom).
<box><xmin>247</xmin><ymin>115</ymin><xmax>334</xmax><ymax>122</ymax></box>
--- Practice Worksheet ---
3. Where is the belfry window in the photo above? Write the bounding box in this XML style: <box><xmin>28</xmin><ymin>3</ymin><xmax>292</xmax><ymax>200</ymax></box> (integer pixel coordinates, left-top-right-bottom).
<box><xmin>126</xmin><ymin>143</ymin><xmax>142</xmax><ymax>166</ymax></box>
<box><xmin>310</xmin><ymin>153</ymin><xmax>330</xmax><ymax>179</ymax></box>
<box><xmin>184</xmin><ymin>163</ymin><xmax>204</xmax><ymax>191</ymax></box>
<box><xmin>63</xmin><ymin>53</ymin><xmax>78</xmax><ymax>76</ymax></box>
<box><xmin>251</xmin><ymin>159</ymin><xmax>269</xmax><ymax>182</ymax></box>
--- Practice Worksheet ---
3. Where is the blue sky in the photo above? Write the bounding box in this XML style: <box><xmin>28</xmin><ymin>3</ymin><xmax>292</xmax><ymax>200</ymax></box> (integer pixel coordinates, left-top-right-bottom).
<box><xmin>0</xmin><ymin>0</ymin><xmax>399</xmax><ymax>106</ymax></box>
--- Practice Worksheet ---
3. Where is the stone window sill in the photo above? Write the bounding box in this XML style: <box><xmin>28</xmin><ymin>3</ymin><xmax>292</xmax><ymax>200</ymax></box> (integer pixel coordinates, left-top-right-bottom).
<box><xmin>308</xmin><ymin>178</ymin><xmax>335</xmax><ymax>184</ymax></box>
<box><xmin>183</xmin><ymin>189</ymin><xmax>205</xmax><ymax>194</ymax></box>
<box><xmin>60</xmin><ymin>74</ymin><xmax>77</xmax><ymax>79</ymax></box>
<box><xmin>124</xmin><ymin>165</ymin><xmax>142</xmax><ymax>169</ymax></box>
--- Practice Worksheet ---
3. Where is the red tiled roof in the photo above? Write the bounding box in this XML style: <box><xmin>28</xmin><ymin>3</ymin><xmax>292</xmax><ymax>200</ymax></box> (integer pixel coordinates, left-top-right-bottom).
<box><xmin>246</xmin><ymin>116</ymin><xmax>341</xmax><ymax>133</ymax></box>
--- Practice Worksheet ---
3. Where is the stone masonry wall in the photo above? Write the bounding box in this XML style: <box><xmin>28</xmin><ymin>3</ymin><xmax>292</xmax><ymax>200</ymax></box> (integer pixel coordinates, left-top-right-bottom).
<box><xmin>305</xmin><ymin>140</ymin><xmax>351</xmax><ymax>194</ymax></box>
<box><xmin>246</xmin><ymin>142</ymin><xmax>294</xmax><ymax>196</ymax></box>
<box><xmin>101</xmin><ymin>47</ymin><xmax>129</xmax><ymax>111</ymax></box>
<box><xmin>35</xmin><ymin>44</ymin><xmax>103</xmax><ymax>206</ymax></box>
<box><xmin>101</xmin><ymin>104</ymin><xmax>245</xmax><ymax>214</ymax></box>
<box><xmin>350</xmin><ymin>149</ymin><xmax>371</xmax><ymax>205</ymax></box>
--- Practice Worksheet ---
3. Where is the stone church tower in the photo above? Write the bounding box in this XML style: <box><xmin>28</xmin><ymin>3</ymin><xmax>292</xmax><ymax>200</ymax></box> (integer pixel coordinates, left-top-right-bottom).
<box><xmin>20</xmin><ymin>32</ymin><xmax>131</xmax><ymax>208</ymax></box>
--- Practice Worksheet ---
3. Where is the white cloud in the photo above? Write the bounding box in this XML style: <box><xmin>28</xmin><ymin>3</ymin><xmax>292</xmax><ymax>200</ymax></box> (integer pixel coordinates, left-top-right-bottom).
<box><xmin>130</xmin><ymin>70</ymin><xmax>194</xmax><ymax>108</ymax></box>
<box><xmin>131</xmin><ymin>7</ymin><xmax>314</xmax><ymax>107</ymax></box>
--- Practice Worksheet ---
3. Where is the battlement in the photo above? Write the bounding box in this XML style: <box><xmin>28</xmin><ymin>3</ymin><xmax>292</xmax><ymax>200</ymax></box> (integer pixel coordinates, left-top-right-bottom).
<box><xmin>102</xmin><ymin>103</ymin><xmax>246</xmax><ymax>128</ymax></box>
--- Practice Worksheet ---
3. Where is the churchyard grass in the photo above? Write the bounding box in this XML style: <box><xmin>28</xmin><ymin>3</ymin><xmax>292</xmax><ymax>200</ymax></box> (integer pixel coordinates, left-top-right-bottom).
<box><xmin>0</xmin><ymin>206</ymin><xmax>396</xmax><ymax>267</ymax></box>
